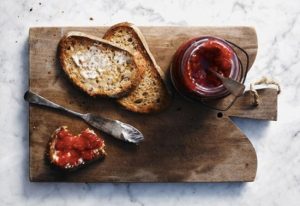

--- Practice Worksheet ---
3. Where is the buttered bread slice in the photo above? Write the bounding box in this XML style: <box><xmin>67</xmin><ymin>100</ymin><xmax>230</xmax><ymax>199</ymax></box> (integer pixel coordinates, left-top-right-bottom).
<box><xmin>103</xmin><ymin>22</ymin><xmax>171</xmax><ymax>113</ymax></box>
<box><xmin>58</xmin><ymin>32</ymin><xmax>143</xmax><ymax>97</ymax></box>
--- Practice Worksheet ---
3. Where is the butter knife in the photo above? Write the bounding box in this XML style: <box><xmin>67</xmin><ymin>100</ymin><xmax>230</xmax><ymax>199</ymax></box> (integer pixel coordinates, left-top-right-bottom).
<box><xmin>24</xmin><ymin>91</ymin><xmax>144</xmax><ymax>144</ymax></box>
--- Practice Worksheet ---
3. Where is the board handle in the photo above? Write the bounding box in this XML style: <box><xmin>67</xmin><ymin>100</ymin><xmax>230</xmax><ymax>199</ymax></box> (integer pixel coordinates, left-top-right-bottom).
<box><xmin>226</xmin><ymin>88</ymin><xmax>278</xmax><ymax>121</ymax></box>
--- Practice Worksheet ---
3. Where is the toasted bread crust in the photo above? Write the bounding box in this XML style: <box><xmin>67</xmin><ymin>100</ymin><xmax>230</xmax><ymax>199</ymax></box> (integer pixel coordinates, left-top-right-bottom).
<box><xmin>58</xmin><ymin>32</ymin><xmax>144</xmax><ymax>98</ymax></box>
<box><xmin>103</xmin><ymin>22</ymin><xmax>171</xmax><ymax>113</ymax></box>
<box><xmin>47</xmin><ymin>126</ymin><xmax>106</xmax><ymax>171</ymax></box>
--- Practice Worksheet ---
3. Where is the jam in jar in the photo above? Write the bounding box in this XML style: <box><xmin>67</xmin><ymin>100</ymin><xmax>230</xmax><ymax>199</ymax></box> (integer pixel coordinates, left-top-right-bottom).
<box><xmin>170</xmin><ymin>36</ymin><xmax>241</xmax><ymax>101</ymax></box>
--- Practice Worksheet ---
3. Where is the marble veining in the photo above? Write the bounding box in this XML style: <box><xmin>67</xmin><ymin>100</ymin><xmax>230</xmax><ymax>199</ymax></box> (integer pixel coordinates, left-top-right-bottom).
<box><xmin>0</xmin><ymin>0</ymin><xmax>300</xmax><ymax>205</ymax></box>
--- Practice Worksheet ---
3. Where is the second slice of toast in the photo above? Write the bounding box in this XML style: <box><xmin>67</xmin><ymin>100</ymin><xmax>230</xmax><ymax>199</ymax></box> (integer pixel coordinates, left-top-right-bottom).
<box><xmin>103</xmin><ymin>22</ymin><xmax>171</xmax><ymax>113</ymax></box>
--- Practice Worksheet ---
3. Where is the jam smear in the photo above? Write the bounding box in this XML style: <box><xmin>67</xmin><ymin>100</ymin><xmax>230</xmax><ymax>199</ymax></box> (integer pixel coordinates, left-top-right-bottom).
<box><xmin>187</xmin><ymin>40</ymin><xmax>233</xmax><ymax>88</ymax></box>
<box><xmin>54</xmin><ymin>128</ymin><xmax>104</xmax><ymax>168</ymax></box>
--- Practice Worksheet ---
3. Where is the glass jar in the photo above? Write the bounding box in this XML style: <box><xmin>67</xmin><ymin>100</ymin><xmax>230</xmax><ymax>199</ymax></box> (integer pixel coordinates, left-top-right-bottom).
<box><xmin>170</xmin><ymin>36</ymin><xmax>242</xmax><ymax>101</ymax></box>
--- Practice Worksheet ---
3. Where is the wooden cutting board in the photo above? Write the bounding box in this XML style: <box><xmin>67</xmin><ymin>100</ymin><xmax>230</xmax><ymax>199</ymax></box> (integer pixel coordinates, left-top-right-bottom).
<box><xmin>29</xmin><ymin>26</ymin><xmax>277</xmax><ymax>182</ymax></box>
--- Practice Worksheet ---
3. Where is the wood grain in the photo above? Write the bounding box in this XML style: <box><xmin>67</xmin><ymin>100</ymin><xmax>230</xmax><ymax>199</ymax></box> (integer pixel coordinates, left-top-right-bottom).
<box><xmin>29</xmin><ymin>26</ymin><xmax>277</xmax><ymax>182</ymax></box>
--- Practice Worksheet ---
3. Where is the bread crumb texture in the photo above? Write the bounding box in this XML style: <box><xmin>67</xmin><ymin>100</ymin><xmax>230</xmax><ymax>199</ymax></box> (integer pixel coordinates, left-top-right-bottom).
<box><xmin>105</xmin><ymin>27</ymin><xmax>170</xmax><ymax>112</ymax></box>
<box><xmin>60</xmin><ymin>36</ymin><xmax>138</xmax><ymax>97</ymax></box>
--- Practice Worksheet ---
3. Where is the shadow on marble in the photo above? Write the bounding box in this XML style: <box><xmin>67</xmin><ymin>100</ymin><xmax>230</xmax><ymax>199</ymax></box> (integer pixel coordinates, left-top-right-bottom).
<box><xmin>230</xmin><ymin>117</ymin><xmax>270</xmax><ymax>140</ymax></box>
<box><xmin>20</xmin><ymin>181</ymin><xmax>246</xmax><ymax>201</ymax></box>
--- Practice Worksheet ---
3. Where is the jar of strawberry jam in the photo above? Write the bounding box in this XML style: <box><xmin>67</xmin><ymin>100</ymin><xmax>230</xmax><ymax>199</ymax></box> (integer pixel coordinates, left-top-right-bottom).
<box><xmin>171</xmin><ymin>36</ymin><xmax>242</xmax><ymax>101</ymax></box>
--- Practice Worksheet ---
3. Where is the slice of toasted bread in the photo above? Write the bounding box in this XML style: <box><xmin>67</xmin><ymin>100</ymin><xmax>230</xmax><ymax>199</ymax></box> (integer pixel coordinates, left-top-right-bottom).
<box><xmin>47</xmin><ymin>126</ymin><xmax>106</xmax><ymax>171</ymax></box>
<box><xmin>103</xmin><ymin>22</ymin><xmax>171</xmax><ymax>113</ymax></box>
<box><xmin>58</xmin><ymin>31</ymin><xmax>144</xmax><ymax>98</ymax></box>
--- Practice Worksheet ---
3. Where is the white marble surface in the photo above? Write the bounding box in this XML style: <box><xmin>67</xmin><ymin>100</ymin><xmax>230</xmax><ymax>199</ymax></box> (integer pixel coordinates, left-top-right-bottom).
<box><xmin>0</xmin><ymin>0</ymin><xmax>300</xmax><ymax>205</ymax></box>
